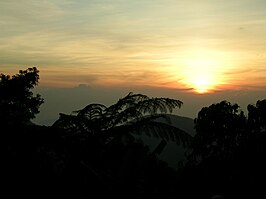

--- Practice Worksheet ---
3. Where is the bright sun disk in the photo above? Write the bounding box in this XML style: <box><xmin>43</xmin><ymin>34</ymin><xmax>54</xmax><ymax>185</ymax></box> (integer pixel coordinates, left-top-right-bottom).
<box><xmin>193</xmin><ymin>77</ymin><xmax>212</xmax><ymax>93</ymax></box>
<box><xmin>176</xmin><ymin>49</ymin><xmax>229</xmax><ymax>94</ymax></box>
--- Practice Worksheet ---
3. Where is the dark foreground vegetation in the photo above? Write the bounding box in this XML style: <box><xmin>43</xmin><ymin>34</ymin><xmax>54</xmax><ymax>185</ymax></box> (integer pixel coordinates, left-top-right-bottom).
<box><xmin>1</xmin><ymin>68</ymin><xmax>266</xmax><ymax>198</ymax></box>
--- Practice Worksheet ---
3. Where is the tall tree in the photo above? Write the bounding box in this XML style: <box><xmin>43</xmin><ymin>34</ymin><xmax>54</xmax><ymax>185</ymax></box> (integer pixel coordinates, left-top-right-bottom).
<box><xmin>0</xmin><ymin>67</ymin><xmax>44</xmax><ymax>125</ymax></box>
<box><xmin>192</xmin><ymin>100</ymin><xmax>247</xmax><ymax>161</ymax></box>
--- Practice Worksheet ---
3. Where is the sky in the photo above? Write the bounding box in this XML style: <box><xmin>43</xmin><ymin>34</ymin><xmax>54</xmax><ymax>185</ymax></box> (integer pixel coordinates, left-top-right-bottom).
<box><xmin>1</xmin><ymin>0</ymin><xmax>266</xmax><ymax>125</ymax></box>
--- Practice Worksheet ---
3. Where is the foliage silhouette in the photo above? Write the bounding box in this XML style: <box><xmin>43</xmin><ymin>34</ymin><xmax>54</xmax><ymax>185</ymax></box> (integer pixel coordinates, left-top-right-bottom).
<box><xmin>247</xmin><ymin>99</ymin><xmax>266</xmax><ymax>133</ymax></box>
<box><xmin>182</xmin><ymin>99</ymin><xmax>266</xmax><ymax>198</ymax></box>
<box><xmin>4</xmin><ymin>66</ymin><xmax>266</xmax><ymax>198</ymax></box>
<box><xmin>192</xmin><ymin>100</ymin><xmax>247</xmax><ymax>161</ymax></box>
<box><xmin>0</xmin><ymin>67</ymin><xmax>43</xmax><ymax>124</ymax></box>
<box><xmin>50</xmin><ymin>92</ymin><xmax>194</xmax><ymax>198</ymax></box>
<box><xmin>53</xmin><ymin>92</ymin><xmax>192</xmax><ymax>147</ymax></box>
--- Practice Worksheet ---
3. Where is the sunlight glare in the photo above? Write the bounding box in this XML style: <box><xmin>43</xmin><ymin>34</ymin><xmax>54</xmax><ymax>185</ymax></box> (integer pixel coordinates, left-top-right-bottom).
<box><xmin>193</xmin><ymin>76</ymin><xmax>211</xmax><ymax>93</ymax></box>
<box><xmin>178</xmin><ymin>50</ymin><xmax>229</xmax><ymax>94</ymax></box>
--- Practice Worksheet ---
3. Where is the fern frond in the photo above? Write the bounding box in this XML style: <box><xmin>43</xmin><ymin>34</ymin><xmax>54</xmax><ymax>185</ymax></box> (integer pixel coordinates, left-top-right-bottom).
<box><xmin>53</xmin><ymin>93</ymin><xmax>188</xmax><ymax>147</ymax></box>
<box><xmin>74</xmin><ymin>103</ymin><xmax>107</xmax><ymax>120</ymax></box>
<box><xmin>52</xmin><ymin>113</ymin><xmax>99</xmax><ymax>135</ymax></box>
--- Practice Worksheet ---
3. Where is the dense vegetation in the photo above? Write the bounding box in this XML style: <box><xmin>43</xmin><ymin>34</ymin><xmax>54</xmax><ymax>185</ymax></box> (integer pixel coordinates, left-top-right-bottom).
<box><xmin>1</xmin><ymin>68</ymin><xmax>266</xmax><ymax>198</ymax></box>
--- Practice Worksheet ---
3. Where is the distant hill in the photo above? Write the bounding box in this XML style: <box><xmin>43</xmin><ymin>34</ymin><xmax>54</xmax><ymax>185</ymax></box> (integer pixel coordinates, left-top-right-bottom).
<box><xmin>35</xmin><ymin>113</ymin><xmax>196</xmax><ymax>170</ymax></box>
<box><xmin>155</xmin><ymin>114</ymin><xmax>196</xmax><ymax>136</ymax></box>
<box><xmin>139</xmin><ymin>114</ymin><xmax>196</xmax><ymax>170</ymax></box>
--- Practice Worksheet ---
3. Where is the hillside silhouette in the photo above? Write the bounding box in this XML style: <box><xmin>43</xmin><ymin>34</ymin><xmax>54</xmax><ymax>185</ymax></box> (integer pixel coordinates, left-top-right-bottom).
<box><xmin>2</xmin><ymin>67</ymin><xmax>266</xmax><ymax>198</ymax></box>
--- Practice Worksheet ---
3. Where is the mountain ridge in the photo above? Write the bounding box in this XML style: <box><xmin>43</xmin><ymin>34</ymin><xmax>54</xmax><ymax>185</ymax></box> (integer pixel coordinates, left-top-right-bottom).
<box><xmin>139</xmin><ymin>114</ymin><xmax>196</xmax><ymax>169</ymax></box>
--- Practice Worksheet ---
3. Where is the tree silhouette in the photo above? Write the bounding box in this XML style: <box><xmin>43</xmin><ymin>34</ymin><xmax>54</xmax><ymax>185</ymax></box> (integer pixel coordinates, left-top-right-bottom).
<box><xmin>53</xmin><ymin>92</ymin><xmax>192</xmax><ymax>147</ymax></box>
<box><xmin>192</xmin><ymin>100</ymin><xmax>247</xmax><ymax>161</ymax></box>
<box><xmin>51</xmin><ymin>92</ymin><xmax>194</xmax><ymax>198</ymax></box>
<box><xmin>0</xmin><ymin>67</ymin><xmax>44</xmax><ymax>125</ymax></box>
<box><xmin>247</xmin><ymin>99</ymin><xmax>266</xmax><ymax>134</ymax></box>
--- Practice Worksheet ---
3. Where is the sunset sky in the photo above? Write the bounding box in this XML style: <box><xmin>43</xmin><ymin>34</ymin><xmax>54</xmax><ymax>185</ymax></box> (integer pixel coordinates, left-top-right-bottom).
<box><xmin>1</xmin><ymin>0</ymin><xmax>266</xmax><ymax>124</ymax></box>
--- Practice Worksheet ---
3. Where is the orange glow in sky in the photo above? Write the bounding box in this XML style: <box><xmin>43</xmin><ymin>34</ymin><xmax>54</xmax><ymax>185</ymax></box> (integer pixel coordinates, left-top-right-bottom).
<box><xmin>1</xmin><ymin>1</ymin><xmax>266</xmax><ymax>93</ymax></box>
<box><xmin>163</xmin><ymin>49</ymin><xmax>231</xmax><ymax>94</ymax></box>
<box><xmin>186</xmin><ymin>54</ymin><xmax>225</xmax><ymax>93</ymax></box>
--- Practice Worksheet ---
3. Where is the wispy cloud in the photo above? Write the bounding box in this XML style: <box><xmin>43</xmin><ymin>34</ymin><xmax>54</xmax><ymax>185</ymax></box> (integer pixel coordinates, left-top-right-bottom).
<box><xmin>1</xmin><ymin>0</ymin><xmax>266</xmax><ymax>90</ymax></box>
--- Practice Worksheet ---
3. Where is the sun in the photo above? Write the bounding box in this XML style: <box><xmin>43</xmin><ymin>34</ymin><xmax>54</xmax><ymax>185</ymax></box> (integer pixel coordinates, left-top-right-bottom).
<box><xmin>187</xmin><ymin>71</ymin><xmax>218</xmax><ymax>94</ymax></box>
<box><xmin>177</xmin><ymin>49</ymin><xmax>228</xmax><ymax>94</ymax></box>
<box><xmin>193</xmin><ymin>76</ymin><xmax>212</xmax><ymax>94</ymax></box>
<box><xmin>165</xmin><ymin>49</ymin><xmax>231</xmax><ymax>93</ymax></box>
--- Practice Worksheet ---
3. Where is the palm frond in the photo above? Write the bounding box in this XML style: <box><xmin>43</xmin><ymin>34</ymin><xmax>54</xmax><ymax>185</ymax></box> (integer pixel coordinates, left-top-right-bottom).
<box><xmin>104</xmin><ymin>117</ymin><xmax>193</xmax><ymax>148</ymax></box>
<box><xmin>74</xmin><ymin>103</ymin><xmax>107</xmax><ymax>120</ymax></box>
<box><xmin>136</xmin><ymin>97</ymin><xmax>183</xmax><ymax>115</ymax></box>
<box><xmin>102</xmin><ymin>93</ymin><xmax>183</xmax><ymax>128</ymax></box>
<box><xmin>139</xmin><ymin>121</ymin><xmax>193</xmax><ymax>148</ymax></box>
<box><xmin>52</xmin><ymin>113</ymin><xmax>99</xmax><ymax>135</ymax></box>
<box><xmin>52</xmin><ymin>93</ymin><xmax>188</xmax><ymax>147</ymax></box>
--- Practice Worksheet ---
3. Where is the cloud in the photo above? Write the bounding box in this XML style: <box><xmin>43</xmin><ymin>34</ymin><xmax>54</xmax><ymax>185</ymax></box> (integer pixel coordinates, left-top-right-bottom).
<box><xmin>0</xmin><ymin>0</ymin><xmax>66</xmax><ymax>21</ymax></box>
<box><xmin>2</xmin><ymin>0</ymin><xmax>266</xmax><ymax>91</ymax></box>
